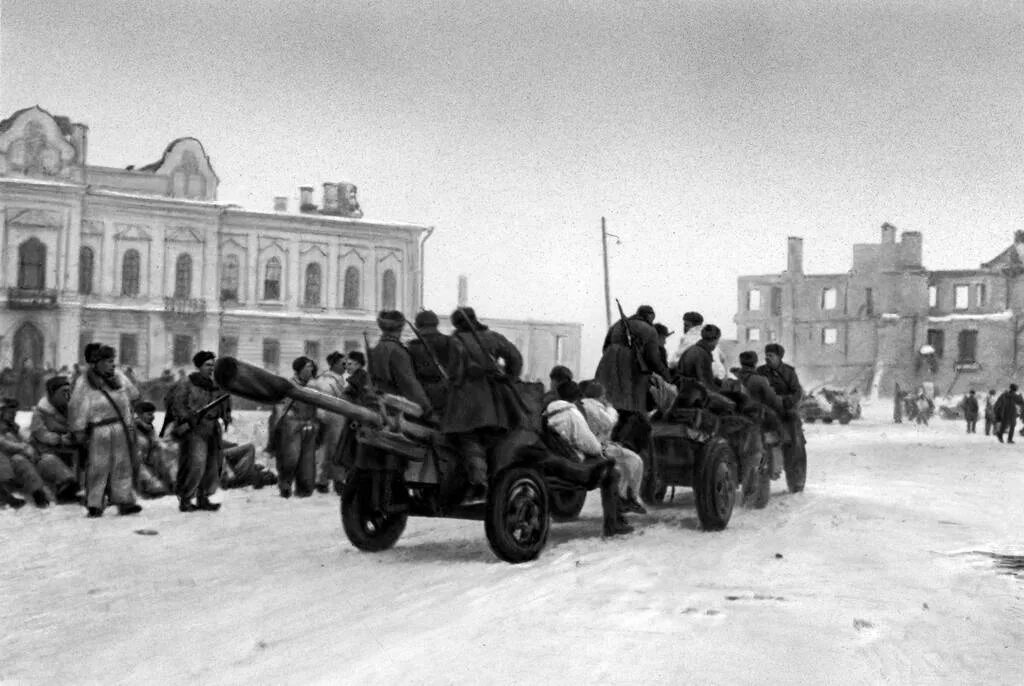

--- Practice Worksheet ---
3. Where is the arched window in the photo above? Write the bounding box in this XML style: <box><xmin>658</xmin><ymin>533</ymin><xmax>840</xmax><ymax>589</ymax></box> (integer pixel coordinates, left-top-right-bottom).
<box><xmin>303</xmin><ymin>263</ymin><xmax>322</xmax><ymax>306</ymax></box>
<box><xmin>174</xmin><ymin>253</ymin><xmax>192</xmax><ymax>298</ymax></box>
<box><xmin>343</xmin><ymin>266</ymin><xmax>360</xmax><ymax>309</ymax></box>
<box><xmin>263</xmin><ymin>257</ymin><xmax>282</xmax><ymax>300</ymax></box>
<box><xmin>121</xmin><ymin>249</ymin><xmax>140</xmax><ymax>296</ymax></box>
<box><xmin>17</xmin><ymin>238</ymin><xmax>46</xmax><ymax>290</ymax></box>
<box><xmin>79</xmin><ymin>246</ymin><xmax>94</xmax><ymax>295</ymax></box>
<box><xmin>221</xmin><ymin>254</ymin><xmax>240</xmax><ymax>301</ymax></box>
<box><xmin>382</xmin><ymin>269</ymin><xmax>397</xmax><ymax>310</ymax></box>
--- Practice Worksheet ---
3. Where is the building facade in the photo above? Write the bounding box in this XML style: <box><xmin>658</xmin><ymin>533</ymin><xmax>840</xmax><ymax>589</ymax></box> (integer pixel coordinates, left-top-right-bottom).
<box><xmin>0</xmin><ymin>106</ymin><xmax>580</xmax><ymax>382</ymax></box>
<box><xmin>735</xmin><ymin>223</ymin><xmax>1024</xmax><ymax>396</ymax></box>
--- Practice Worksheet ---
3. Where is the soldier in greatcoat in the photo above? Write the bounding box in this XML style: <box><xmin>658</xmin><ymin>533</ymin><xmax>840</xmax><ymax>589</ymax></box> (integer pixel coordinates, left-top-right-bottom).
<box><xmin>756</xmin><ymin>343</ymin><xmax>807</xmax><ymax>491</ymax></box>
<box><xmin>368</xmin><ymin>311</ymin><xmax>432</xmax><ymax>414</ymax></box>
<box><xmin>268</xmin><ymin>356</ymin><xmax>320</xmax><ymax>498</ymax></box>
<box><xmin>132</xmin><ymin>400</ymin><xmax>176</xmax><ymax>497</ymax></box>
<box><xmin>67</xmin><ymin>344</ymin><xmax>141</xmax><ymax>517</ymax></box>
<box><xmin>0</xmin><ymin>397</ymin><xmax>51</xmax><ymax>508</ymax></box>
<box><xmin>310</xmin><ymin>350</ymin><xmax>348</xmax><ymax>493</ymax></box>
<box><xmin>407</xmin><ymin>310</ymin><xmax>452</xmax><ymax>416</ymax></box>
<box><xmin>441</xmin><ymin>308</ymin><xmax>524</xmax><ymax>500</ymax></box>
<box><xmin>677</xmin><ymin>324</ymin><xmax>723</xmax><ymax>389</ymax></box>
<box><xmin>594</xmin><ymin>304</ymin><xmax>670</xmax><ymax>451</ymax></box>
<box><xmin>28</xmin><ymin>375</ymin><xmax>82</xmax><ymax>502</ymax></box>
<box><xmin>170</xmin><ymin>351</ymin><xmax>230</xmax><ymax>512</ymax></box>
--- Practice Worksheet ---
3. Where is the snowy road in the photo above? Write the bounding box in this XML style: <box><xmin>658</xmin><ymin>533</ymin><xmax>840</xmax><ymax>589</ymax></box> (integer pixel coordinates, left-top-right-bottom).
<box><xmin>2</xmin><ymin>406</ymin><xmax>1023</xmax><ymax>685</ymax></box>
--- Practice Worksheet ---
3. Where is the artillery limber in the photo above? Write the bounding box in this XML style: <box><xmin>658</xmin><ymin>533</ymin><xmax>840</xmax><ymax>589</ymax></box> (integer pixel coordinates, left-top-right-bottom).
<box><xmin>214</xmin><ymin>357</ymin><xmax>610</xmax><ymax>563</ymax></box>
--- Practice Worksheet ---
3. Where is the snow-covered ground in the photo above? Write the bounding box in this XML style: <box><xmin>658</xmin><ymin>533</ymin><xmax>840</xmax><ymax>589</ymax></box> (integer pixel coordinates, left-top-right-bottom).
<box><xmin>2</xmin><ymin>404</ymin><xmax>1023</xmax><ymax>685</ymax></box>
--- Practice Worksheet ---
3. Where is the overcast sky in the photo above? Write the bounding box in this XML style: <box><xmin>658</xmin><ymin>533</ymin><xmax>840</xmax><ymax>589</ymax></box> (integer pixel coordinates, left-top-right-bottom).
<box><xmin>3</xmin><ymin>1</ymin><xmax>1023</xmax><ymax>373</ymax></box>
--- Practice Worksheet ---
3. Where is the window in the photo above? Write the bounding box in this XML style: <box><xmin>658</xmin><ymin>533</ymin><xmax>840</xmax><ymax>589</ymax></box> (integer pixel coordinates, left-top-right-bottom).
<box><xmin>262</xmin><ymin>338</ymin><xmax>280</xmax><ymax>369</ymax></box>
<box><xmin>219</xmin><ymin>335</ymin><xmax>238</xmax><ymax>359</ymax></box>
<box><xmin>957</xmin><ymin>330</ymin><xmax>978</xmax><ymax>364</ymax></box>
<box><xmin>822</xmin><ymin>328</ymin><xmax>838</xmax><ymax>345</ymax></box>
<box><xmin>79</xmin><ymin>246</ymin><xmax>94</xmax><ymax>295</ymax></box>
<box><xmin>263</xmin><ymin>257</ymin><xmax>281</xmax><ymax>300</ymax></box>
<box><xmin>770</xmin><ymin>287</ymin><xmax>782</xmax><ymax>316</ymax></box>
<box><xmin>747</xmin><ymin>289</ymin><xmax>761</xmax><ymax>311</ymax></box>
<box><xmin>17</xmin><ymin>238</ymin><xmax>46</xmax><ymax>290</ymax></box>
<box><xmin>954</xmin><ymin>285</ymin><xmax>969</xmax><ymax>310</ymax></box>
<box><xmin>382</xmin><ymin>269</ymin><xmax>397</xmax><ymax>310</ymax></box>
<box><xmin>976</xmin><ymin>284</ymin><xmax>987</xmax><ymax>307</ymax></box>
<box><xmin>821</xmin><ymin>287</ymin><xmax>837</xmax><ymax>310</ymax></box>
<box><xmin>343</xmin><ymin>266</ymin><xmax>360</xmax><ymax>309</ymax></box>
<box><xmin>865</xmin><ymin>288</ymin><xmax>874</xmax><ymax>316</ymax></box>
<box><xmin>554</xmin><ymin>335</ymin><xmax>567</xmax><ymax>364</ymax></box>
<box><xmin>747</xmin><ymin>327</ymin><xmax>761</xmax><ymax>342</ymax></box>
<box><xmin>172</xmin><ymin>335</ymin><xmax>194</xmax><ymax>366</ymax></box>
<box><xmin>927</xmin><ymin>329</ymin><xmax>945</xmax><ymax>358</ymax></box>
<box><xmin>344</xmin><ymin>339</ymin><xmax>361</xmax><ymax>352</ymax></box>
<box><xmin>174</xmin><ymin>253</ymin><xmax>192</xmax><ymax>298</ymax></box>
<box><xmin>303</xmin><ymin>263</ymin><xmax>322</xmax><ymax>307</ymax></box>
<box><xmin>221</xmin><ymin>255</ymin><xmax>239</xmax><ymax>301</ymax></box>
<box><xmin>928</xmin><ymin>285</ymin><xmax>937</xmax><ymax>308</ymax></box>
<box><xmin>304</xmin><ymin>340</ymin><xmax>320</xmax><ymax>361</ymax></box>
<box><xmin>119</xmin><ymin>333</ymin><xmax>139</xmax><ymax>367</ymax></box>
<box><xmin>121</xmin><ymin>249</ymin><xmax>140</xmax><ymax>296</ymax></box>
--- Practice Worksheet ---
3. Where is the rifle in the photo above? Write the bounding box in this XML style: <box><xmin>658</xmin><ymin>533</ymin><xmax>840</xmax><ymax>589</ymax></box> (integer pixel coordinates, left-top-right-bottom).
<box><xmin>362</xmin><ymin>330</ymin><xmax>381</xmax><ymax>397</ymax></box>
<box><xmin>405</xmin><ymin>317</ymin><xmax>449</xmax><ymax>382</ymax></box>
<box><xmin>615</xmin><ymin>299</ymin><xmax>650</xmax><ymax>374</ymax></box>
<box><xmin>455</xmin><ymin>306</ymin><xmax>529</xmax><ymax>414</ymax></box>
<box><xmin>170</xmin><ymin>393</ymin><xmax>231</xmax><ymax>438</ymax></box>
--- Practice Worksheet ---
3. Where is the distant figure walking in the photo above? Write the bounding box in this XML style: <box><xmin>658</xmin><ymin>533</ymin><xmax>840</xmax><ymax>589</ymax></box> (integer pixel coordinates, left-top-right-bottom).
<box><xmin>893</xmin><ymin>383</ymin><xmax>906</xmax><ymax>423</ymax></box>
<box><xmin>984</xmin><ymin>389</ymin><xmax>997</xmax><ymax>435</ymax></box>
<box><xmin>960</xmin><ymin>390</ymin><xmax>979</xmax><ymax>434</ymax></box>
<box><xmin>914</xmin><ymin>389</ymin><xmax>933</xmax><ymax>425</ymax></box>
<box><xmin>993</xmin><ymin>384</ymin><xmax>1024</xmax><ymax>444</ymax></box>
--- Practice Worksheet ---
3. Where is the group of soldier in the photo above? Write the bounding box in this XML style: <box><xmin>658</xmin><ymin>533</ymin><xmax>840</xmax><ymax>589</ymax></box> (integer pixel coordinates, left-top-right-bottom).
<box><xmin>0</xmin><ymin>343</ymin><xmax>274</xmax><ymax>516</ymax></box>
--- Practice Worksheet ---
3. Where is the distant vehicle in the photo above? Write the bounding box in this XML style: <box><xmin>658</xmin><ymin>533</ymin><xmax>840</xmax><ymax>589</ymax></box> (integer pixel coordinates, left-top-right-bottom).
<box><xmin>799</xmin><ymin>387</ymin><xmax>859</xmax><ymax>425</ymax></box>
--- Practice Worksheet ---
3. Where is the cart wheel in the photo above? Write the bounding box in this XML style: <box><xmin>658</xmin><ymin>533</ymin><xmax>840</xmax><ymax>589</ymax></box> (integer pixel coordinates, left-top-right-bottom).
<box><xmin>485</xmin><ymin>466</ymin><xmax>550</xmax><ymax>563</ymax></box>
<box><xmin>340</xmin><ymin>470</ymin><xmax>408</xmax><ymax>552</ymax></box>
<box><xmin>694</xmin><ymin>438</ymin><xmax>735</xmax><ymax>531</ymax></box>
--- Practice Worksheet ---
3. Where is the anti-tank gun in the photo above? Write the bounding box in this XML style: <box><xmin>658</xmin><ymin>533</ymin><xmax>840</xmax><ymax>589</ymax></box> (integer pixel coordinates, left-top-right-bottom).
<box><xmin>214</xmin><ymin>357</ymin><xmax>611</xmax><ymax>563</ymax></box>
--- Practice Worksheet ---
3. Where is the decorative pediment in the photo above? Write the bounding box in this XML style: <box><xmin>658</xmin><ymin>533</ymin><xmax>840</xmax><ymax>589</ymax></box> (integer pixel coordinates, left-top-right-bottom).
<box><xmin>82</xmin><ymin>220</ymin><xmax>105</xmax><ymax>235</ymax></box>
<box><xmin>376</xmin><ymin>248</ymin><xmax>403</xmax><ymax>264</ymax></box>
<box><xmin>301</xmin><ymin>242</ymin><xmax>328</xmax><ymax>259</ymax></box>
<box><xmin>139</xmin><ymin>138</ymin><xmax>219</xmax><ymax>201</ymax></box>
<box><xmin>220</xmin><ymin>235</ymin><xmax>247</xmax><ymax>252</ymax></box>
<box><xmin>166</xmin><ymin>225</ymin><xmax>205</xmax><ymax>243</ymax></box>
<box><xmin>258</xmin><ymin>237</ymin><xmax>287</xmax><ymax>254</ymax></box>
<box><xmin>340</xmin><ymin>247</ymin><xmax>367</xmax><ymax>263</ymax></box>
<box><xmin>0</xmin><ymin>106</ymin><xmax>76</xmax><ymax>177</ymax></box>
<box><xmin>7</xmin><ymin>208</ymin><xmax>62</xmax><ymax>228</ymax></box>
<box><xmin>114</xmin><ymin>223</ymin><xmax>152</xmax><ymax>241</ymax></box>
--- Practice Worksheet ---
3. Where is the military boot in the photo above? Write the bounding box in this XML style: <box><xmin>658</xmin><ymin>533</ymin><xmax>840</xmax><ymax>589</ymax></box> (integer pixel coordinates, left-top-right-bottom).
<box><xmin>0</xmin><ymin>484</ymin><xmax>26</xmax><ymax>509</ymax></box>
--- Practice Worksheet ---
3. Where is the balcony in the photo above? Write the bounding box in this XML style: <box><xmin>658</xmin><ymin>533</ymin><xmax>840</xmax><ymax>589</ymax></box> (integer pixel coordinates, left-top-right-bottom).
<box><xmin>7</xmin><ymin>287</ymin><xmax>58</xmax><ymax>309</ymax></box>
<box><xmin>163</xmin><ymin>297</ymin><xmax>207</xmax><ymax>317</ymax></box>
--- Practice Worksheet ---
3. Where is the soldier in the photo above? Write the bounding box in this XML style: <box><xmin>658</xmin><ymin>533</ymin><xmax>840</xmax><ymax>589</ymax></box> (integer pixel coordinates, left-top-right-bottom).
<box><xmin>407</xmin><ymin>310</ymin><xmax>452</xmax><ymax>416</ymax></box>
<box><xmin>170</xmin><ymin>351</ymin><xmax>230</xmax><ymax>512</ymax></box>
<box><xmin>133</xmin><ymin>400</ymin><xmax>176</xmax><ymax>497</ymax></box>
<box><xmin>733</xmin><ymin>350</ymin><xmax>787</xmax><ymax>488</ymax></box>
<box><xmin>993</xmin><ymin>384</ymin><xmax>1024</xmax><ymax>444</ymax></box>
<box><xmin>442</xmin><ymin>307</ymin><xmax>524</xmax><ymax>500</ymax></box>
<box><xmin>542</xmin><ymin>365</ymin><xmax>573</xmax><ymax>407</ymax></box>
<box><xmin>677</xmin><ymin>324</ymin><xmax>722</xmax><ymax>389</ymax></box>
<box><xmin>594</xmin><ymin>304</ymin><xmax>670</xmax><ymax>452</ymax></box>
<box><xmin>220</xmin><ymin>439</ymin><xmax>276</xmax><ymax>489</ymax></box>
<box><xmin>310</xmin><ymin>351</ymin><xmax>347</xmax><ymax>493</ymax></box>
<box><xmin>368</xmin><ymin>311</ymin><xmax>432</xmax><ymax>415</ymax></box>
<box><xmin>756</xmin><ymin>343</ymin><xmax>807</xmax><ymax>492</ymax></box>
<box><xmin>28</xmin><ymin>375</ymin><xmax>82</xmax><ymax>503</ymax></box>
<box><xmin>67</xmin><ymin>344</ymin><xmax>141</xmax><ymax>517</ymax></box>
<box><xmin>343</xmin><ymin>351</ymin><xmax>370</xmax><ymax>404</ymax></box>
<box><xmin>268</xmin><ymin>356</ymin><xmax>320</xmax><ymax>498</ymax></box>
<box><xmin>0</xmin><ymin>398</ymin><xmax>50</xmax><ymax>508</ymax></box>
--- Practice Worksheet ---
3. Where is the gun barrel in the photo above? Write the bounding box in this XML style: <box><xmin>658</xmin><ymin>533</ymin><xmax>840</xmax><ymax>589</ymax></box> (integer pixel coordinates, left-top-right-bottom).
<box><xmin>215</xmin><ymin>357</ymin><xmax>382</xmax><ymax>427</ymax></box>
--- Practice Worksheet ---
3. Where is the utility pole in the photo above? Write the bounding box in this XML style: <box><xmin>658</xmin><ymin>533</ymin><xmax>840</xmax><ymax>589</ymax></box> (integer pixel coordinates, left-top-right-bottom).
<box><xmin>602</xmin><ymin>217</ymin><xmax>611</xmax><ymax>329</ymax></box>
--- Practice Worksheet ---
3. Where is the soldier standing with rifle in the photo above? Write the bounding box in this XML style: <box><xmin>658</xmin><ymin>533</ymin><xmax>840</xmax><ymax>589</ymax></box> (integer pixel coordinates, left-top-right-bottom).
<box><xmin>594</xmin><ymin>304</ymin><xmax>671</xmax><ymax>452</ymax></box>
<box><xmin>406</xmin><ymin>310</ymin><xmax>451</xmax><ymax>417</ymax></box>
<box><xmin>170</xmin><ymin>351</ymin><xmax>231</xmax><ymax>512</ymax></box>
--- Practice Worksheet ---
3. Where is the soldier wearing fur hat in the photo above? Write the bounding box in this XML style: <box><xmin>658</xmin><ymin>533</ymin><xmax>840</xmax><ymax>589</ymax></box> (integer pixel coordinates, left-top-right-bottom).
<box><xmin>132</xmin><ymin>400</ymin><xmax>176</xmax><ymax>497</ymax></box>
<box><xmin>28</xmin><ymin>375</ymin><xmax>81</xmax><ymax>503</ymax></box>
<box><xmin>309</xmin><ymin>350</ymin><xmax>348</xmax><ymax>493</ymax></box>
<box><xmin>407</xmin><ymin>309</ymin><xmax>452</xmax><ymax>416</ymax></box>
<box><xmin>677</xmin><ymin>324</ymin><xmax>723</xmax><ymax>389</ymax></box>
<box><xmin>369</xmin><ymin>311</ymin><xmax>432</xmax><ymax>414</ymax></box>
<box><xmin>67</xmin><ymin>344</ymin><xmax>141</xmax><ymax>517</ymax></box>
<box><xmin>756</xmin><ymin>343</ymin><xmax>807</xmax><ymax>491</ymax></box>
<box><xmin>168</xmin><ymin>350</ymin><xmax>232</xmax><ymax>512</ymax></box>
<box><xmin>268</xmin><ymin>356</ymin><xmax>320</xmax><ymax>498</ymax></box>
<box><xmin>0</xmin><ymin>397</ymin><xmax>50</xmax><ymax>508</ymax></box>
<box><xmin>594</xmin><ymin>305</ymin><xmax>671</xmax><ymax>451</ymax></box>
<box><xmin>442</xmin><ymin>307</ymin><xmax>524</xmax><ymax>500</ymax></box>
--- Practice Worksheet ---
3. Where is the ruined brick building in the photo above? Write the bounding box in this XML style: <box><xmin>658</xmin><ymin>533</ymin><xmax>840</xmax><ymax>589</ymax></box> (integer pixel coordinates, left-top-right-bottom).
<box><xmin>735</xmin><ymin>223</ymin><xmax>1024</xmax><ymax>396</ymax></box>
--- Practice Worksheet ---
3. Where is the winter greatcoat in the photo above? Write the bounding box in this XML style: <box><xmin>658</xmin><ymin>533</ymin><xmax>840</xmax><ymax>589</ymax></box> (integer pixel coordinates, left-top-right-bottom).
<box><xmin>135</xmin><ymin>418</ymin><xmax>176</xmax><ymax>496</ymax></box>
<box><xmin>310</xmin><ymin>369</ymin><xmax>347</xmax><ymax>486</ymax></box>
<box><xmin>170</xmin><ymin>372</ymin><xmax>230</xmax><ymax>502</ymax></box>
<box><xmin>677</xmin><ymin>340</ymin><xmax>719</xmax><ymax>388</ymax></box>
<box><xmin>756</xmin><ymin>361</ymin><xmax>805</xmax><ymax>446</ymax></box>
<box><xmin>441</xmin><ymin>327</ymin><xmax>524</xmax><ymax>435</ymax></box>
<box><xmin>594</xmin><ymin>316</ymin><xmax>670</xmax><ymax>413</ymax></box>
<box><xmin>369</xmin><ymin>334</ymin><xmax>432</xmax><ymax>414</ymax></box>
<box><xmin>408</xmin><ymin>326</ymin><xmax>452</xmax><ymax>415</ymax></box>
<box><xmin>67</xmin><ymin>369</ymin><xmax>139</xmax><ymax>509</ymax></box>
<box><xmin>269</xmin><ymin>377</ymin><xmax>319</xmax><ymax>494</ymax></box>
<box><xmin>28</xmin><ymin>396</ymin><xmax>80</xmax><ymax>496</ymax></box>
<box><xmin>961</xmin><ymin>395</ymin><xmax>980</xmax><ymax>421</ymax></box>
<box><xmin>993</xmin><ymin>390</ymin><xmax>1023</xmax><ymax>431</ymax></box>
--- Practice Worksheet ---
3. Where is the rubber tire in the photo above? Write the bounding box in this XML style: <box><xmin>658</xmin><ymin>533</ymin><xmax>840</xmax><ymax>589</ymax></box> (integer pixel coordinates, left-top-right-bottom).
<box><xmin>821</xmin><ymin>417</ymin><xmax>834</xmax><ymax>424</ymax></box>
<box><xmin>485</xmin><ymin>466</ymin><xmax>550</xmax><ymax>564</ymax></box>
<box><xmin>784</xmin><ymin>440</ymin><xmax>807</xmax><ymax>493</ymax></box>
<box><xmin>694</xmin><ymin>438</ymin><xmax>735</xmax><ymax>531</ymax></box>
<box><xmin>640</xmin><ymin>440</ymin><xmax>665</xmax><ymax>506</ymax></box>
<box><xmin>838</xmin><ymin>413</ymin><xmax>852</xmax><ymax>425</ymax></box>
<box><xmin>340</xmin><ymin>470</ymin><xmax>408</xmax><ymax>552</ymax></box>
<box><xmin>549</xmin><ymin>488</ymin><xmax>587</xmax><ymax>522</ymax></box>
<box><xmin>751</xmin><ymin>459</ymin><xmax>771</xmax><ymax>509</ymax></box>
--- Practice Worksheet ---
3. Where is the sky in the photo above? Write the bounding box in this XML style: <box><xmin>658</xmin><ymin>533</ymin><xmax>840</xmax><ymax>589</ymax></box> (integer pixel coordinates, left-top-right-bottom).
<box><xmin>2</xmin><ymin>0</ymin><xmax>1024</xmax><ymax>373</ymax></box>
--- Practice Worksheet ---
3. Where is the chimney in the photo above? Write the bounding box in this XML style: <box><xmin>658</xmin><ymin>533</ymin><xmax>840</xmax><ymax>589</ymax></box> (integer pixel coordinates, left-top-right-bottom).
<box><xmin>273</xmin><ymin>196</ymin><xmax>288</xmax><ymax>213</ymax></box>
<box><xmin>899</xmin><ymin>231</ymin><xmax>923</xmax><ymax>267</ymax></box>
<box><xmin>322</xmin><ymin>182</ymin><xmax>340</xmax><ymax>215</ymax></box>
<box><xmin>881</xmin><ymin>222</ymin><xmax>897</xmax><ymax>244</ymax></box>
<box><xmin>457</xmin><ymin>275</ymin><xmax>468</xmax><ymax>307</ymax></box>
<box><xmin>70</xmin><ymin>122</ymin><xmax>88</xmax><ymax>164</ymax></box>
<box><xmin>786</xmin><ymin>236</ymin><xmax>804</xmax><ymax>275</ymax></box>
<box><xmin>299</xmin><ymin>186</ymin><xmax>316</xmax><ymax>213</ymax></box>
